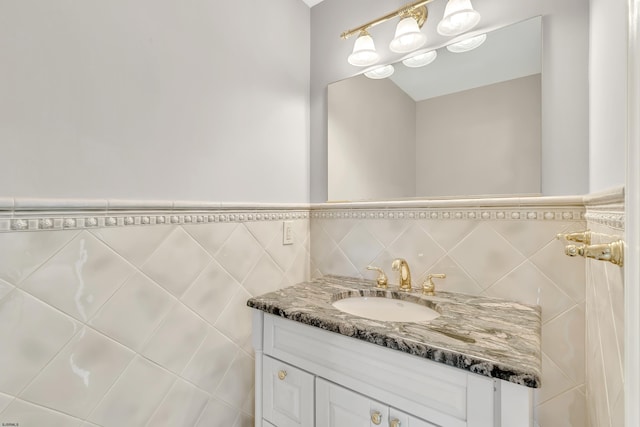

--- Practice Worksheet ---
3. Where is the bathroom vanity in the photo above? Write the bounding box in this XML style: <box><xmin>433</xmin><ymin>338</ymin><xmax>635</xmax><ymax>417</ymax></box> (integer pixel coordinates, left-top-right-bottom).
<box><xmin>248</xmin><ymin>276</ymin><xmax>541</xmax><ymax>427</ymax></box>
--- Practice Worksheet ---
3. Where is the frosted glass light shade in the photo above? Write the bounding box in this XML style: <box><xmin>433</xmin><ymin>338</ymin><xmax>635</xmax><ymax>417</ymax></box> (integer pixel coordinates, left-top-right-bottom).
<box><xmin>364</xmin><ymin>64</ymin><xmax>395</xmax><ymax>79</ymax></box>
<box><xmin>437</xmin><ymin>0</ymin><xmax>481</xmax><ymax>36</ymax></box>
<box><xmin>402</xmin><ymin>50</ymin><xmax>437</xmax><ymax>68</ymax></box>
<box><xmin>446</xmin><ymin>33</ymin><xmax>487</xmax><ymax>53</ymax></box>
<box><xmin>348</xmin><ymin>32</ymin><xmax>380</xmax><ymax>67</ymax></box>
<box><xmin>389</xmin><ymin>17</ymin><xmax>427</xmax><ymax>53</ymax></box>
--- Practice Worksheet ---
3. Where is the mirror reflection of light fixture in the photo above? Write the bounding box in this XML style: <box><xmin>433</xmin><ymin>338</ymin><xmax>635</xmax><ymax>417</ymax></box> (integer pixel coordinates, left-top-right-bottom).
<box><xmin>446</xmin><ymin>33</ymin><xmax>487</xmax><ymax>52</ymax></box>
<box><xmin>348</xmin><ymin>31</ymin><xmax>380</xmax><ymax>67</ymax></box>
<box><xmin>402</xmin><ymin>49</ymin><xmax>438</xmax><ymax>67</ymax></box>
<box><xmin>364</xmin><ymin>64</ymin><xmax>395</xmax><ymax>79</ymax></box>
<box><xmin>437</xmin><ymin>0</ymin><xmax>481</xmax><ymax>36</ymax></box>
<box><xmin>389</xmin><ymin>17</ymin><xmax>427</xmax><ymax>53</ymax></box>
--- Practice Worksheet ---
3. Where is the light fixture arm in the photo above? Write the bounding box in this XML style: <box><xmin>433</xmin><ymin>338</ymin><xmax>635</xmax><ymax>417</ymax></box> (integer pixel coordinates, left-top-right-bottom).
<box><xmin>340</xmin><ymin>0</ymin><xmax>433</xmax><ymax>39</ymax></box>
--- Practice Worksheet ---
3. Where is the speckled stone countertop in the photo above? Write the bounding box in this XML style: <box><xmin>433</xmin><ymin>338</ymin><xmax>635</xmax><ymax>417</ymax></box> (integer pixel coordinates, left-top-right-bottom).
<box><xmin>247</xmin><ymin>275</ymin><xmax>542</xmax><ymax>388</ymax></box>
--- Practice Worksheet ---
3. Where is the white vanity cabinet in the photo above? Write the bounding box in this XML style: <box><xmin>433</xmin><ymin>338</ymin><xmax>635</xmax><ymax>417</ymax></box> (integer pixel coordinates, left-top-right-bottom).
<box><xmin>253</xmin><ymin>311</ymin><xmax>534</xmax><ymax>427</ymax></box>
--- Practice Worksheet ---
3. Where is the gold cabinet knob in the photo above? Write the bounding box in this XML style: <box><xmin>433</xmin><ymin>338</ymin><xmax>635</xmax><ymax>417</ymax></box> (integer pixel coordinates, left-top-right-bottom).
<box><xmin>371</xmin><ymin>411</ymin><xmax>382</xmax><ymax>425</ymax></box>
<box><xmin>277</xmin><ymin>370</ymin><xmax>287</xmax><ymax>380</ymax></box>
<box><xmin>390</xmin><ymin>419</ymin><xmax>401</xmax><ymax>427</ymax></box>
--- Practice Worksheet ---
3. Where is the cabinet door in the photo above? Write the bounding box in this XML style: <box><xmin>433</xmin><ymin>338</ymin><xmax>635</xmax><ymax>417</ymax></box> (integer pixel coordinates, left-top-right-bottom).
<box><xmin>389</xmin><ymin>408</ymin><xmax>438</xmax><ymax>427</ymax></box>
<box><xmin>263</xmin><ymin>355</ymin><xmax>314</xmax><ymax>427</ymax></box>
<box><xmin>316</xmin><ymin>378</ymin><xmax>389</xmax><ymax>427</ymax></box>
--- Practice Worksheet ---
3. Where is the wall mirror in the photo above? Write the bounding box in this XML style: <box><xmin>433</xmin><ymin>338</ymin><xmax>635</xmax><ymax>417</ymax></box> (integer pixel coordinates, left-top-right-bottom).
<box><xmin>328</xmin><ymin>17</ymin><xmax>542</xmax><ymax>201</ymax></box>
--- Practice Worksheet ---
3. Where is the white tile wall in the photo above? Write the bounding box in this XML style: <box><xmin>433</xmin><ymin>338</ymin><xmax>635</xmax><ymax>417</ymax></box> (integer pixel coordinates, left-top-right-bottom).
<box><xmin>0</xmin><ymin>200</ymin><xmax>600</xmax><ymax>426</ymax></box>
<box><xmin>585</xmin><ymin>206</ymin><xmax>625</xmax><ymax>427</ymax></box>
<box><xmin>0</xmin><ymin>215</ymin><xmax>310</xmax><ymax>426</ymax></box>
<box><xmin>20</xmin><ymin>327</ymin><xmax>134</xmax><ymax>419</ymax></box>
<box><xmin>310</xmin><ymin>210</ymin><xmax>587</xmax><ymax>425</ymax></box>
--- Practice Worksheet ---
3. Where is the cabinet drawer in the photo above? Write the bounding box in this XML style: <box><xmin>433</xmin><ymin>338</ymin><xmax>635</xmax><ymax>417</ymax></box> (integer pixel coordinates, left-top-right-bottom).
<box><xmin>263</xmin><ymin>355</ymin><xmax>314</xmax><ymax>427</ymax></box>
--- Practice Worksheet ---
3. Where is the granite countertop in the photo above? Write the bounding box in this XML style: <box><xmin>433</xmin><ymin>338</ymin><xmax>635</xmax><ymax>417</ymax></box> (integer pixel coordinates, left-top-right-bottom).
<box><xmin>247</xmin><ymin>275</ymin><xmax>542</xmax><ymax>388</ymax></box>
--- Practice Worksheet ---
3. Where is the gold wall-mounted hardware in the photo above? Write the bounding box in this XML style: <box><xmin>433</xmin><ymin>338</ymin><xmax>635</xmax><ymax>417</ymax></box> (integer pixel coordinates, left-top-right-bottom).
<box><xmin>277</xmin><ymin>370</ymin><xmax>287</xmax><ymax>380</ymax></box>
<box><xmin>366</xmin><ymin>265</ymin><xmax>389</xmax><ymax>289</ymax></box>
<box><xmin>556</xmin><ymin>230</ymin><xmax>592</xmax><ymax>245</ymax></box>
<box><xmin>422</xmin><ymin>273</ymin><xmax>446</xmax><ymax>296</ymax></box>
<box><xmin>391</xmin><ymin>258</ymin><xmax>412</xmax><ymax>292</ymax></box>
<box><xmin>341</xmin><ymin>0</ymin><xmax>431</xmax><ymax>40</ymax></box>
<box><xmin>565</xmin><ymin>240</ymin><xmax>624</xmax><ymax>267</ymax></box>
<box><xmin>390</xmin><ymin>418</ymin><xmax>401</xmax><ymax>427</ymax></box>
<box><xmin>371</xmin><ymin>411</ymin><xmax>383</xmax><ymax>425</ymax></box>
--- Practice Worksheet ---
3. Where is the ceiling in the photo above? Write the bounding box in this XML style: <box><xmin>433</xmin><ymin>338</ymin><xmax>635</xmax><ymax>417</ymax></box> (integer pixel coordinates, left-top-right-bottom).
<box><xmin>302</xmin><ymin>0</ymin><xmax>325</xmax><ymax>7</ymax></box>
<box><xmin>390</xmin><ymin>17</ymin><xmax>542</xmax><ymax>101</ymax></box>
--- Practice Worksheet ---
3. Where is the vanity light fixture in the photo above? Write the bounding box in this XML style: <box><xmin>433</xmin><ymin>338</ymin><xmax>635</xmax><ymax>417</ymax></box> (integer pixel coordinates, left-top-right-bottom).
<box><xmin>341</xmin><ymin>0</ymin><xmax>481</xmax><ymax>66</ymax></box>
<box><xmin>364</xmin><ymin>64</ymin><xmax>395</xmax><ymax>79</ymax></box>
<box><xmin>446</xmin><ymin>33</ymin><xmax>487</xmax><ymax>52</ymax></box>
<box><xmin>389</xmin><ymin>16</ymin><xmax>427</xmax><ymax>53</ymax></box>
<box><xmin>402</xmin><ymin>49</ymin><xmax>438</xmax><ymax>67</ymax></box>
<box><xmin>437</xmin><ymin>0</ymin><xmax>481</xmax><ymax>36</ymax></box>
<box><xmin>348</xmin><ymin>30</ymin><xmax>380</xmax><ymax>66</ymax></box>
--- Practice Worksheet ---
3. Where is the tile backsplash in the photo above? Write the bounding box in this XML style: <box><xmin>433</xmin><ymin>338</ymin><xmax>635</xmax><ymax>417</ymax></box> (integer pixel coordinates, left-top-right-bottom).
<box><xmin>0</xmin><ymin>207</ymin><xmax>310</xmax><ymax>427</ymax></box>
<box><xmin>585</xmin><ymin>202</ymin><xmax>625</xmax><ymax>427</ymax></box>
<box><xmin>0</xmin><ymin>194</ymin><xmax>625</xmax><ymax>426</ymax></box>
<box><xmin>310</xmin><ymin>202</ymin><xmax>588</xmax><ymax>426</ymax></box>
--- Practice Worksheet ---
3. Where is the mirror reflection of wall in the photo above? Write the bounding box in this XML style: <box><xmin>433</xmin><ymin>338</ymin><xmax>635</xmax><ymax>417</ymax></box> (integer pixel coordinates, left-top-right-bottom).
<box><xmin>328</xmin><ymin>17</ymin><xmax>542</xmax><ymax>201</ymax></box>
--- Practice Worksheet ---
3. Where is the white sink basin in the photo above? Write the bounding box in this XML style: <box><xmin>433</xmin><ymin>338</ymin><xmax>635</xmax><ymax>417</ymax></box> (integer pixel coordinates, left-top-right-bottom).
<box><xmin>332</xmin><ymin>296</ymin><xmax>440</xmax><ymax>322</ymax></box>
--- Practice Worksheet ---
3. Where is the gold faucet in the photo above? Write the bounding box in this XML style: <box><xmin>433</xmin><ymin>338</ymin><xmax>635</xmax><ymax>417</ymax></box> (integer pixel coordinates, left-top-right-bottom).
<box><xmin>391</xmin><ymin>258</ymin><xmax>412</xmax><ymax>292</ymax></box>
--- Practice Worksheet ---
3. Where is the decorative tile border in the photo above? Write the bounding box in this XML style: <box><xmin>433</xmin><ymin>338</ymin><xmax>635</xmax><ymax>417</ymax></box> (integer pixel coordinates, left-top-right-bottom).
<box><xmin>1</xmin><ymin>210</ymin><xmax>309</xmax><ymax>233</ymax></box>
<box><xmin>1</xmin><ymin>189</ymin><xmax>628</xmax><ymax>232</ymax></box>
<box><xmin>582</xmin><ymin>188</ymin><xmax>625</xmax><ymax>230</ymax></box>
<box><xmin>584</xmin><ymin>207</ymin><xmax>625</xmax><ymax>230</ymax></box>
<box><xmin>311</xmin><ymin>207</ymin><xmax>585</xmax><ymax>222</ymax></box>
<box><xmin>2</xmin><ymin>206</ymin><xmax>587</xmax><ymax>233</ymax></box>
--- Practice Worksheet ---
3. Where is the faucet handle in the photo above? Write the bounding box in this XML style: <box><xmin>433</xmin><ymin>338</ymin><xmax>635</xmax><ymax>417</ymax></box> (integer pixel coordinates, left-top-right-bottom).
<box><xmin>557</xmin><ymin>230</ymin><xmax>591</xmax><ymax>245</ymax></box>
<box><xmin>366</xmin><ymin>266</ymin><xmax>388</xmax><ymax>289</ymax></box>
<box><xmin>422</xmin><ymin>273</ymin><xmax>446</xmax><ymax>296</ymax></box>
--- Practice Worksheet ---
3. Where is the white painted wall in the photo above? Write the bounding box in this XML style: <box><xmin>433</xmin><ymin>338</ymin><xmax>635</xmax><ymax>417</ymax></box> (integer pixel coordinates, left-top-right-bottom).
<box><xmin>589</xmin><ymin>0</ymin><xmax>628</xmax><ymax>192</ymax></box>
<box><xmin>328</xmin><ymin>76</ymin><xmax>415</xmax><ymax>201</ymax></box>
<box><xmin>0</xmin><ymin>0</ymin><xmax>310</xmax><ymax>202</ymax></box>
<box><xmin>311</xmin><ymin>0</ymin><xmax>589</xmax><ymax>202</ymax></box>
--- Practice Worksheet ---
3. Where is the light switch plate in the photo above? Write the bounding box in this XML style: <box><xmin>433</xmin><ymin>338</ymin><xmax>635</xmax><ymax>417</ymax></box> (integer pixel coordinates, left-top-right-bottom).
<box><xmin>283</xmin><ymin>221</ymin><xmax>294</xmax><ymax>245</ymax></box>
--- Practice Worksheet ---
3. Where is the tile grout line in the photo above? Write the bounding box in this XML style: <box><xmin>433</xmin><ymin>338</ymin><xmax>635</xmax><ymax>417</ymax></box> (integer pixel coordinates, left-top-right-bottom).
<box><xmin>13</xmin><ymin>275</ymin><xmax>229</xmax><ymax>425</ymax></box>
<box><xmin>537</xmin><ymin>353</ymin><xmax>581</xmax><ymax>406</ymax></box>
<box><xmin>142</xmin><ymin>375</ymin><xmax>180</xmax><ymax>427</ymax></box>
<box><xmin>83</xmin><ymin>354</ymin><xmax>141</xmax><ymax>425</ymax></box>
<box><xmin>0</xmin><ymin>396</ymin><xmax>85</xmax><ymax>424</ymax></box>
<box><xmin>13</xmin><ymin>229</ymin><xmax>83</xmax><ymax>287</ymax></box>
<box><xmin>211</xmin><ymin>347</ymin><xmax>251</xmax><ymax>413</ymax></box>
<box><xmin>591</xmin><ymin>263</ymin><xmax>614</xmax><ymax>422</ymax></box>
<box><xmin>88</xmin><ymin>223</ymin><xmax>176</xmax><ymax>270</ymax></box>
